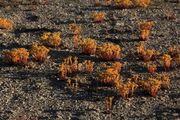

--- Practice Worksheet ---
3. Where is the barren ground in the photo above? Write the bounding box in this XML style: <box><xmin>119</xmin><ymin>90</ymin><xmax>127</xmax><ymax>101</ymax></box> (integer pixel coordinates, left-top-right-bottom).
<box><xmin>0</xmin><ymin>0</ymin><xmax>180</xmax><ymax>120</ymax></box>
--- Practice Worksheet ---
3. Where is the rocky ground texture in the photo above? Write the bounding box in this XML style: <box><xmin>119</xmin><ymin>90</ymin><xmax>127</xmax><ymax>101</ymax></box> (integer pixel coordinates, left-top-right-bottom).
<box><xmin>0</xmin><ymin>0</ymin><xmax>180</xmax><ymax>120</ymax></box>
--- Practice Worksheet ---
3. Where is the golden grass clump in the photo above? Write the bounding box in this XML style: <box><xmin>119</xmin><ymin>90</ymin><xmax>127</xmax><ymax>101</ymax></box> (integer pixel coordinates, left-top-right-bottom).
<box><xmin>95</xmin><ymin>0</ymin><xmax>100</xmax><ymax>5</ymax></box>
<box><xmin>73</xmin><ymin>35</ymin><xmax>82</xmax><ymax>49</ymax></box>
<box><xmin>79</xmin><ymin>60</ymin><xmax>95</xmax><ymax>74</ymax></box>
<box><xmin>141</xmin><ymin>78</ymin><xmax>161</xmax><ymax>96</ymax></box>
<box><xmin>69</xmin><ymin>22</ymin><xmax>81</xmax><ymax>35</ymax></box>
<box><xmin>115</xmin><ymin>79</ymin><xmax>138</xmax><ymax>99</ymax></box>
<box><xmin>152</xmin><ymin>51</ymin><xmax>160</xmax><ymax>61</ymax></box>
<box><xmin>146</xmin><ymin>62</ymin><xmax>157</xmax><ymax>75</ymax></box>
<box><xmin>105</xmin><ymin>0</ymin><xmax>112</xmax><ymax>6</ymax></box>
<box><xmin>114</xmin><ymin>0</ymin><xmax>133</xmax><ymax>8</ymax></box>
<box><xmin>132</xmin><ymin>74</ymin><xmax>139</xmax><ymax>83</ymax></box>
<box><xmin>97</xmin><ymin>43</ymin><xmax>121</xmax><ymax>61</ymax></box>
<box><xmin>4</xmin><ymin>48</ymin><xmax>29</xmax><ymax>65</ymax></box>
<box><xmin>141</xmin><ymin>49</ymin><xmax>155</xmax><ymax>62</ymax></box>
<box><xmin>93</xmin><ymin>12</ymin><xmax>106</xmax><ymax>22</ymax></box>
<box><xmin>139</xmin><ymin>29</ymin><xmax>149</xmax><ymax>41</ymax></box>
<box><xmin>105</xmin><ymin>96</ymin><xmax>114</xmax><ymax>114</ymax></box>
<box><xmin>39</xmin><ymin>32</ymin><xmax>62</xmax><ymax>47</ymax></box>
<box><xmin>99</xmin><ymin>68</ymin><xmax>120</xmax><ymax>84</ymax></box>
<box><xmin>139</xmin><ymin>21</ymin><xmax>154</xmax><ymax>30</ymax></box>
<box><xmin>30</xmin><ymin>43</ymin><xmax>49</xmax><ymax>62</ymax></box>
<box><xmin>0</xmin><ymin>18</ymin><xmax>13</xmax><ymax>30</ymax></box>
<box><xmin>136</xmin><ymin>41</ymin><xmax>145</xmax><ymax>54</ymax></box>
<box><xmin>111</xmin><ymin>62</ymin><xmax>122</xmax><ymax>73</ymax></box>
<box><xmin>79</xmin><ymin>38</ymin><xmax>97</xmax><ymax>55</ymax></box>
<box><xmin>136</xmin><ymin>42</ymin><xmax>159</xmax><ymax>62</ymax></box>
<box><xmin>133</xmin><ymin>0</ymin><xmax>152</xmax><ymax>8</ymax></box>
<box><xmin>59</xmin><ymin>56</ymin><xmax>78</xmax><ymax>79</ymax></box>
<box><xmin>168</xmin><ymin>46</ymin><xmax>179</xmax><ymax>65</ymax></box>
<box><xmin>160</xmin><ymin>54</ymin><xmax>172</xmax><ymax>71</ymax></box>
<box><xmin>67</xmin><ymin>76</ymin><xmax>79</xmax><ymax>91</ymax></box>
<box><xmin>139</xmin><ymin>21</ymin><xmax>153</xmax><ymax>41</ymax></box>
<box><xmin>161</xmin><ymin>76</ymin><xmax>170</xmax><ymax>88</ymax></box>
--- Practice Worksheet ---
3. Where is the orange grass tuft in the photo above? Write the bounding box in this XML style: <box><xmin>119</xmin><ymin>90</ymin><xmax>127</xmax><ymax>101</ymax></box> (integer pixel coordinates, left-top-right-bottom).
<box><xmin>92</xmin><ymin>12</ymin><xmax>106</xmax><ymax>22</ymax></box>
<box><xmin>69</xmin><ymin>22</ymin><xmax>81</xmax><ymax>35</ymax></box>
<box><xmin>79</xmin><ymin>38</ymin><xmax>97</xmax><ymax>55</ymax></box>
<box><xmin>30</xmin><ymin>43</ymin><xmax>49</xmax><ymax>62</ymax></box>
<box><xmin>160</xmin><ymin>54</ymin><xmax>172</xmax><ymax>71</ymax></box>
<box><xmin>133</xmin><ymin>0</ymin><xmax>152</xmax><ymax>8</ymax></box>
<box><xmin>105</xmin><ymin>96</ymin><xmax>114</xmax><ymax>114</ymax></box>
<box><xmin>114</xmin><ymin>0</ymin><xmax>133</xmax><ymax>8</ymax></box>
<box><xmin>39</xmin><ymin>32</ymin><xmax>62</xmax><ymax>47</ymax></box>
<box><xmin>59</xmin><ymin>56</ymin><xmax>79</xmax><ymax>79</ymax></box>
<box><xmin>4</xmin><ymin>48</ymin><xmax>29</xmax><ymax>65</ymax></box>
<box><xmin>141</xmin><ymin>78</ymin><xmax>161</xmax><ymax>96</ymax></box>
<box><xmin>99</xmin><ymin>68</ymin><xmax>120</xmax><ymax>85</ymax></box>
<box><xmin>115</xmin><ymin>79</ymin><xmax>138</xmax><ymax>99</ymax></box>
<box><xmin>97</xmin><ymin>43</ymin><xmax>121</xmax><ymax>61</ymax></box>
<box><xmin>0</xmin><ymin>18</ymin><xmax>13</xmax><ymax>30</ymax></box>
<box><xmin>146</xmin><ymin>62</ymin><xmax>157</xmax><ymax>75</ymax></box>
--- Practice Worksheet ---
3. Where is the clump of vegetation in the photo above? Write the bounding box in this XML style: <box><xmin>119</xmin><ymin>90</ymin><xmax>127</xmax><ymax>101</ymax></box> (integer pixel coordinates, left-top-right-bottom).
<box><xmin>97</xmin><ymin>43</ymin><xmax>121</xmax><ymax>61</ymax></box>
<box><xmin>146</xmin><ymin>62</ymin><xmax>157</xmax><ymax>75</ymax></box>
<box><xmin>105</xmin><ymin>96</ymin><xmax>114</xmax><ymax>114</ymax></box>
<box><xmin>79</xmin><ymin>38</ymin><xmax>97</xmax><ymax>55</ymax></box>
<box><xmin>160</xmin><ymin>75</ymin><xmax>170</xmax><ymax>88</ymax></box>
<box><xmin>133</xmin><ymin>0</ymin><xmax>152</xmax><ymax>8</ymax></box>
<box><xmin>73</xmin><ymin>35</ymin><xmax>82</xmax><ymax>49</ymax></box>
<box><xmin>30</xmin><ymin>43</ymin><xmax>49</xmax><ymax>62</ymax></box>
<box><xmin>105</xmin><ymin>0</ymin><xmax>112</xmax><ymax>6</ymax></box>
<box><xmin>99</xmin><ymin>68</ymin><xmax>120</xmax><ymax>84</ymax></box>
<box><xmin>115</xmin><ymin>79</ymin><xmax>138</xmax><ymax>99</ymax></box>
<box><xmin>168</xmin><ymin>46</ymin><xmax>180</xmax><ymax>66</ymax></box>
<box><xmin>59</xmin><ymin>56</ymin><xmax>78</xmax><ymax>80</ymax></box>
<box><xmin>92</xmin><ymin>12</ymin><xmax>106</xmax><ymax>22</ymax></box>
<box><xmin>0</xmin><ymin>18</ymin><xmax>13</xmax><ymax>30</ymax></box>
<box><xmin>132</xmin><ymin>74</ymin><xmax>139</xmax><ymax>83</ymax></box>
<box><xmin>136</xmin><ymin>42</ymin><xmax>160</xmax><ymax>62</ymax></box>
<box><xmin>141</xmin><ymin>49</ymin><xmax>155</xmax><ymax>62</ymax></box>
<box><xmin>139</xmin><ymin>21</ymin><xmax>154</xmax><ymax>30</ymax></box>
<box><xmin>160</xmin><ymin>54</ymin><xmax>172</xmax><ymax>71</ymax></box>
<box><xmin>168</xmin><ymin>46</ymin><xmax>179</xmax><ymax>57</ymax></box>
<box><xmin>69</xmin><ymin>22</ymin><xmax>81</xmax><ymax>35</ymax></box>
<box><xmin>111</xmin><ymin>62</ymin><xmax>122</xmax><ymax>73</ymax></box>
<box><xmin>4</xmin><ymin>48</ymin><xmax>29</xmax><ymax>65</ymax></box>
<box><xmin>39</xmin><ymin>32</ymin><xmax>62</xmax><ymax>47</ymax></box>
<box><xmin>114</xmin><ymin>0</ymin><xmax>133</xmax><ymax>8</ymax></box>
<box><xmin>152</xmin><ymin>51</ymin><xmax>160</xmax><ymax>61</ymax></box>
<box><xmin>79</xmin><ymin>60</ymin><xmax>95</xmax><ymax>74</ymax></box>
<box><xmin>95</xmin><ymin>0</ymin><xmax>100</xmax><ymax>5</ymax></box>
<box><xmin>141</xmin><ymin>78</ymin><xmax>161</xmax><ymax>96</ymax></box>
<box><xmin>67</xmin><ymin>76</ymin><xmax>79</xmax><ymax>91</ymax></box>
<box><xmin>139</xmin><ymin>21</ymin><xmax>153</xmax><ymax>41</ymax></box>
<box><xmin>136</xmin><ymin>41</ymin><xmax>145</xmax><ymax>55</ymax></box>
<box><xmin>139</xmin><ymin>29</ymin><xmax>150</xmax><ymax>41</ymax></box>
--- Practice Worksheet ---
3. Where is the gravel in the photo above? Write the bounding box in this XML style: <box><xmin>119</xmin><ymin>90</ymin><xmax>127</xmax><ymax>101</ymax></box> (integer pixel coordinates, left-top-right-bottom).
<box><xmin>0</xmin><ymin>0</ymin><xmax>179</xmax><ymax>120</ymax></box>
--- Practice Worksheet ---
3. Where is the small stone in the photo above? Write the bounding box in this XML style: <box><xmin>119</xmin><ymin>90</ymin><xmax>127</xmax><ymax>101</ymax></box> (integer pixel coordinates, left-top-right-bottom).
<box><xmin>116</xmin><ymin>22</ymin><xmax>124</xmax><ymax>26</ymax></box>
<box><xmin>172</xmin><ymin>113</ymin><xmax>179</xmax><ymax>116</ymax></box>
<box><xmin>162</xmin><ymin>112</ymin><xmax>168</xmax><ymax>116</ymax></box>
